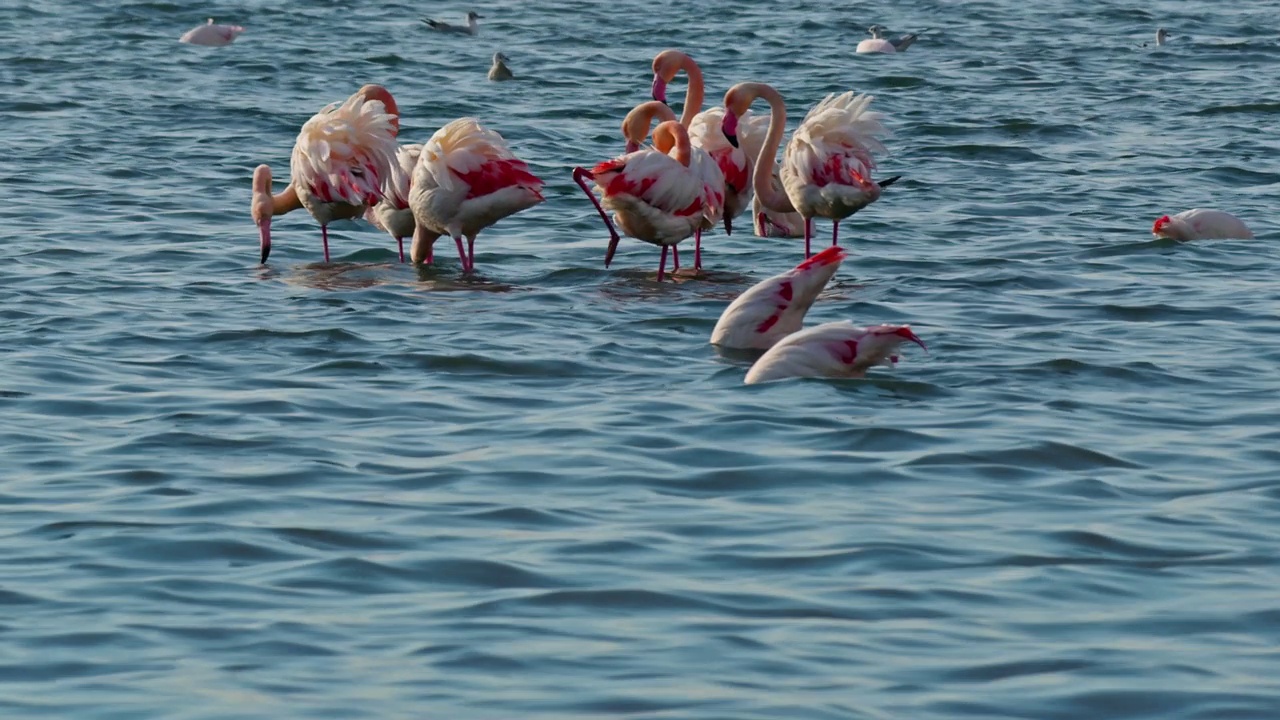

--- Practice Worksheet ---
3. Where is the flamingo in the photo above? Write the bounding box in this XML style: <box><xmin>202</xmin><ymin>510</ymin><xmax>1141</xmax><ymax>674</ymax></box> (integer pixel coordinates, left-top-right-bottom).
<box><xmin>721</xmin><ymin>82</ymin><xmax>899</xmax><ymax>258</ymax></box>
<box><xmin>1152</xmin><ymin>209</ymin><xmax>1253</xmax><ymax>241</ymax></box>
<box><xmin>754</xmin><ymin>169</ymin><xmax>805</xmax><ymax>238</ymax></box>
<box><xmin>179</xmin><ymin>18</ymin><xmax>245</xmax><ymax>46</ymax></box>
<box><xmin>488</xmin><ymin>52</ymin><xmax>514</xmax><ymax>81</ymax></box>
<box><xmin>578</xmin><ymin>115</ymin><xmax>712</xmax><ymax>282</ymax></box>
<box><xmin>575</xmin><ymin>101</ymin><xmax>723</xmax><ymax>278</ymax></box>
<box><xmin>252</xmin><ymin>85</ymin><xmax>400</xmax><ymax>264</ymax></box>
<box><xmin>422</xmin><ymin>11</ymin><xmax>481</xmax><ymax>35</ymax></box>
<box><xmin>408</xmin><ymin>118</ymin><xmax>544</xmax><ymax>272</ymax></box>
<box><xmin>711</xmin><ymin>245</ymin><xmax>847</xmax><ymax>350</ymax></box>
<box><xmin>365</xmin><ymin>143</ymin><xmax>422</xmax><ymax>263</ymax></box>
<box><xmin>744</xmin><ymin>321</ymin><xmax>926</xmax><ymax>385</ymax></box>
<box><xmin>856</xmin><ymin>25</ymin><xmax>928</xmax><ymax>54</ymax></box>
<box><xmin>651</xmin><ymin>49</ymin><xmax>769</xmax><ymax>267</ymax></box>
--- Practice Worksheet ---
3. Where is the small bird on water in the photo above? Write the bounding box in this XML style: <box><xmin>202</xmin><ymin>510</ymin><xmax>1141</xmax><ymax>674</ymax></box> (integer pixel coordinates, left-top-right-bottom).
<box><xmin>179</xmin><ymin>18</ymin><xmax>245</xmax><ymax>46</ymax></box>
<box><xmin>488</xmin><ymin>52</ymin><xmax>513</xmax><ymax>81</ymax></box>
<box><xmin>422</xmin><ymin>11</ymin><xmax>482</xmax><ymax>35</ymax></box>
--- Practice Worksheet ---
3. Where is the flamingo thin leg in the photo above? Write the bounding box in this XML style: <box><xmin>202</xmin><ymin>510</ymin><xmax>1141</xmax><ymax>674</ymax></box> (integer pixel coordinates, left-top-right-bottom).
<box><xmin>694</xmin><ymin>229</ymin><xmax>703</xmax><ymax>270</ymax></box>
<box><xmin>572</xmin><ymin>167</ymin><xmax>621</xmax><ymax>245</ymax></box>
<box><xmin>322</xmin><ymin>225</ymin><xmax>331</xmax><ymax>263</ymax></box>
<box><xmin>803</xmin><ymin>217</ymin><xmax>812</xmax><ymax>259</ymax></box>
<box><xmin>657</xmin><ymin>245</ymin><xmax>668</xmax><ymax>282</ymax></box>
<box><xmin>672</xmin><ymin>245</ymin><xmax>681</xmax><ymax>270</ymax></box>
<box><xmin>467</xmin><ymin>236</ymin><xmax>476</xmax><ymax>271</ymax></box>
<box><xmin>397</xmin><ymin>236</ymin><xmax>405</xmax><ymax>263</ymax></box>
<box><xmin>832</xmin><ymin>221</ymin><xmax>839</xmax><ymax>247</ymax></box>
<box><xmin>453</xmin><ymin>236</ymin><xmax>469</xmax><ymax>272</ymax></box>
<box><xmin>725</xmin><ymin>215</ymin><xmax>733</xmax><ymax>236</ymax></box>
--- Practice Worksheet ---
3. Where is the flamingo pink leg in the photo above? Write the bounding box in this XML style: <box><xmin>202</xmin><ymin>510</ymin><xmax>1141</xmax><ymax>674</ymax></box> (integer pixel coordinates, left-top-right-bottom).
<box><xmin>694</xmin><ymin>229</ymin><xmax>703</xmax><ymax>270</ymax></box>
<box><xmin>672</xmin><ymin>246</ymin><xmax>681</xmax><ymax>270</ymax></box>
<box><xmin>832</xmin><ymin>221</ymin><xmax>839</xmax><ymax>247</ymax></box>
<box><xmin>453</xmin><ymin>236</ymin><xmax>469</xmax><ymax>272</ymax></box>
<box><xmin>426</xmin><ymin>241</ymin><xmax>434</xmax><ymax>265</ymax></box>
<box><xmin>467</xmin><ymin>236</ymin><xmax>476</xmax><ymax>271</ymax></box>
<box><xmin>322</xmin><ymin>225</ymin><xmax>331</xmax><ymax>263</ymax></box>
<box><xmin>397</xmin><ymin>237</ymin><xmax>405</xmax><ymax>263</ymax></box>
<box><xmin>572</xmin><ymin>168</ymin><xmax>622</xmax><ymax>246</ymax></box>
<box><xmin>657</xmin><ymin>245</ymin><xmax>669</xmax><ymax>282</ymax></box>
<box><xmin>803</xmin><ymin>217</ymin><xmax>813</xmax><ymax>259</ymax></box>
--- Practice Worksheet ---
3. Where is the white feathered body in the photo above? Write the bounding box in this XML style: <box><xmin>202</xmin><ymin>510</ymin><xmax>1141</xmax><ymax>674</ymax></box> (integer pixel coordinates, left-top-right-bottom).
<box><xmin>368</xmin><ymin>143</ymin><xmax>422</xmax><ymax>239</ymax></box>
<box><xmin>744</xmin><ymin>321</ymin><xmax>926</xmax><ymax>385</ymax></box>
<box><xmin>589</xmin><ymin>147</ymin><xmax>708</xmax><ymax>247</ymax></box>
<box><xmin>180</xmin><ymin>19</ymin><xmax>244</xmax><ymax>46</ymax></box>
<box><xmin>409</xmin><ymin>118</ymin><xmax>545</xmax><ymax>239</ymax></box>
<box><xmin>1152</xmin><ymin>208</ymin><xmax>1253</xmax><ymax>241</ymax></box>
<box><xmin>781</xmin><ymin>92</ymin><xmax>891</xmax><ymax>221</ymax></box>
<box><xmin>711</xmin><ymin>246</ymin><xmax>847</xmax><ymax>350</ymax></box>
<box><xmin>290</xmin><ymin>92</ymin><xmax>399</xmax><ymax>226</ymax></box>
<box><xmin>855</xmin><ymin>38</ymin><xmax>896</xmax><ymax>54</ymax></box>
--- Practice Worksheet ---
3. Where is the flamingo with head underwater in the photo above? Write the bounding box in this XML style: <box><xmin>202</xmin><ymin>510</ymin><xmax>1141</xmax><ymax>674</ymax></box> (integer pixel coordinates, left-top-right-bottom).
<box><xmin>650</xmin><ymin>49</ymin><xmax>769</xmax><ymax>268</ymax></box>
<box><xmin>251</xmin><ymin>84</ymin><xmax>401</xmax><ymax>264</ymax></box>
<box><xmin>720</xmin><ymin>82</ymin><xmax>900</xmax><ymax>259</ymax></box>
<box><xmin>744</xmin><ymin>321</ymin><xmax>927</xmax><ymax>384</ymax></box>
<box><xmin>407</xmin><ymin>117</ymin><xmax>545</xmax><ymax>272</ymax></box>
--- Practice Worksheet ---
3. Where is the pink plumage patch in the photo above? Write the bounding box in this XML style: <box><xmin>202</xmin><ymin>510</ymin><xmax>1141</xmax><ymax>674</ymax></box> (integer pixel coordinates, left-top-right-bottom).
<box><xmin>796</xmin><ymin>246</ymin><xmax>846</xmax><ymax>271</ymax></box>
<box><xmin>833</xmin><ymin>340</ymin><xmax>859</xmax><ymax>364</ymax></box>
<box><xmin>712</xmin><ymin>148</ymin><xmax>749</xmax><ymax>193</ymax></box>
<box><xmin>457</xmin><ymin>158</ymin><xmax>544</xmax><ymax>200</ymax></box>
<box><xmin>753</xmin><ymin>280</ymin><xmax>793</xmax><ymax>334</ymax></box>
<box><xmin>813</xmin><ymin>151</ymin><xmax>872</xmax><ymax>189</ymax></box>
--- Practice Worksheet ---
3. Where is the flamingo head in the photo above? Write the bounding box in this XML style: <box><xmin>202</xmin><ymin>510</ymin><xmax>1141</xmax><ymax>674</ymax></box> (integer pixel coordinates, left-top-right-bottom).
<box><xmin>719</xmin><ymin>107</ymin><xmax>740</xmax><ymax>148</ymax></box>
<box><xmin>720</xmin><ymin>86</ymin><xmax>757</xmax><ymax>148</ymax></box>
<box><xmin>354</xmin><ymin>84</ymin><xmax>400</xmax><ymax>136</ymax></box>
<box><xmin>1152</xmin><ymin>214</ymin><xmax>1175</xmax><ymax>238</ymax></box>
<box><xmin>650</xmin><ymin>49</ymin><xmax>689</xmax><ymax>104</ymax></box>
<box><xmin>251</xmin><ymin>165</ymin><xmax>273</xmax><ymax>263</ymax></box>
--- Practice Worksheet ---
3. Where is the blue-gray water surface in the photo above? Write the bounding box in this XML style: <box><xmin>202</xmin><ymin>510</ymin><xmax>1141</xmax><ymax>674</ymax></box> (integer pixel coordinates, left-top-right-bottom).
<box><xmin>3</xmin><ymin>0</ymin><xmax>1280</xmax><ymax>717</ymax></box>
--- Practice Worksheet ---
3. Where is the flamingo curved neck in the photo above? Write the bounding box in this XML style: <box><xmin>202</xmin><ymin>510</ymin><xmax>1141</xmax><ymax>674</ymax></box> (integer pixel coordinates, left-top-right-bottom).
<box><xmin>622</xmin><ymin>101</ymin><xmax>679</xmax><ymax>147</ymax></box>
<box><xmin>653</xmin><ymin>121</ymin><xmax>691</xmax><ymax>166</ymax></box>
<box><xmin>739</xmin><ymin>83</ymin><xmax>795</xmax><ymax>214</ymax></box>
<box><xmin>675</xmin><ymin>55</ymin><xmax>705</xmax><ymax>127</ymax></box>
<box><xmin>252</xmin><ymin>165</ymin><xmax>302</xmax><ymax>218</ymax></box>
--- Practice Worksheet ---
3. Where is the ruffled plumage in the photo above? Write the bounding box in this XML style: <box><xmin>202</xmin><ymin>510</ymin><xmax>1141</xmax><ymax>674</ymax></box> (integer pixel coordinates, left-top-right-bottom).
<box><xmin>290</xmin><ymin>92</ymin><xmax>399</xmax><ymax>207</ymax></box>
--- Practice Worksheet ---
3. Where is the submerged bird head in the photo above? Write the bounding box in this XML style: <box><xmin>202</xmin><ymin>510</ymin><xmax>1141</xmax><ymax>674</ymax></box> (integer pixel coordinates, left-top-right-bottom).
<box><xmin>743</xmin><ymin>322</ymin><xmax>928</xmax><ymax>385</ymax></box>
<box><xmin>251</xmin><ymin>165</ymin><xmax>273</xmax><ymax>263</ymax></box>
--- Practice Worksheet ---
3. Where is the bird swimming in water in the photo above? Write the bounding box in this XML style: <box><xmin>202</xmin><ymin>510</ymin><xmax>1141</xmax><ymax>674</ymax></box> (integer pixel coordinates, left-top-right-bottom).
<box><xmin>488</xmin><ymin>52</ymin><xmax>513</xmax><ymax>81</ymax></box>
<box><xmin>422</xmin><ymin>11</ymin><xmax>482</xmax><ymax>35</ymax></box>
<box><xmin>855</xmin><ymin>25</ymin><xmax>929</xmax><ymax>54</ymax></box>
<box><xmin>179</xmin><ymin>18</ymin><xmax>245</xmax><ymax>46</ymax></box>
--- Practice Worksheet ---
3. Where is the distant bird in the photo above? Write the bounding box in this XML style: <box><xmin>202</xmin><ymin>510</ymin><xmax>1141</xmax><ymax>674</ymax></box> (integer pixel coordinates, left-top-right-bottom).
<box><xmin>711</xmin><ymin>246</ymin><xmax>847</xmax><ymax>350</ymax></box>
<box><xmin>856</xmin><ymin>25</ymin><xmax>928</xmax><ymax>54</ymax></box>
<box><xmin>1156</xmin><ymin>28</ymin><xmax>1171</xmax><ymax>46</ymax></box>
<box><xmin>488</xmin><ymin>52</ymin><xmax>513</xmax><ymax>81</ymax></box>
<box><xmin>252</xmin><ymin>85</ymin><xmax>401</xmax><ymax>264</ymax></box>
<box><xmin>408</xmin><ymin>118</ymin><xmax>544</xmax><ymax>271</ymax></box>
<box><xmin>366</xmin><ymin>143</ymin><xmax>423</xmax><ymax>263</ymax></box>
<box><xmin>744</xmin><ymin>321</ymin><xmax>927</xmax><ymax>385</ymax></box>
<box><xmin>1151</xmin><ymin>209</ymin><xmax>1253</xmax><ymax>241</ymax></box>
<box><xmin>753</xmin><ymin>169</ymin><xmax>805</xmax><ymax>238</ymax></box>
<box><xmin>422</xmin><ymin>11</ymin><xmax>482</xmax><ymax>35</ymax></box>
<box><xmin>721</xmin><ymin>81</ymin><xmax>898</xmax><ymax>259</ymax></box>
<box><xmin>179</xmin><ymin>18</ymin><xmax>245</xmax><ymax>46</ymax></box>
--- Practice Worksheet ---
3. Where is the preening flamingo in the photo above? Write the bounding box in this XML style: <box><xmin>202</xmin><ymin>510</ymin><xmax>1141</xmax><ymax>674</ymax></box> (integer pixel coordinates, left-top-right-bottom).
<box><xmin>1152</xmin><ymin>209</ymin><xmax>1253</xmax><ymax>240</ymax></box>
<box><xmin>579</xmin><ymin>116</ymin><xmax>711</xmax><ymax>282</ymax></box>
<box><xmin>365</xmin><ymin>143</ymin><xmax>422</xmax><ymax>263</ymax></box>
<box><xmin>408</xmin><ymin>118</ymin><xmax>545</xmax><ymax>272</ymax></box>
<box><xmin>252</xmin><ymin>85</ymin><xmax>400</xmax><ymax>264</ymax></box>
<box><xmin>651</xmin><ymin>50</ymin><xmax>769</xmax><ymax>263</ymax></box>
<box><xmin>711</xmin><ymin>245</ymin><xmax>847</xmax><ymax>350</ymax></box>
<box><xmin>180</xmin><ymin>18</ymin><xmax>245</xmax><ymax>46</ymax></box>
<box><xmin>744</xmin><ymin>321</ymin><xmax>926</xmax><ymax>385</ymax></box>
<box><xmin>721</xmin><ymin>82</ymin><xmax>899</xmax><ymax>258</ymax></box>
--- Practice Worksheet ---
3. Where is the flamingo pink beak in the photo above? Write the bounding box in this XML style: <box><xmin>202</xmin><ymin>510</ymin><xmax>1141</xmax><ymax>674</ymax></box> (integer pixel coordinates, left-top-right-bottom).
<box><xmin>720</xmin><ymin>111</ymin><xmax>739</xmax><ymax>148</ymax></box>
<box><xmin>651</xmin><ymin>76</ymin><xmax>668</xmax><ymax>104</ymax></box>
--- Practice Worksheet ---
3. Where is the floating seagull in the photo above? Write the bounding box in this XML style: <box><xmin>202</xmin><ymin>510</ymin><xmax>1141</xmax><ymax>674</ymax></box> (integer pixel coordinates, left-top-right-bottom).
<box><xmin>1142</xmin><ymin>28</ymin><xmax>1172</xmax><ymax>47</ymax></box>
<box><xmin>855</xmin><ymin>24</ymin><xmax>929</xmax><ymax>54</ymax></box>
<box><xmin>1151</xmin><ymin>209</ymin><xmax>1253</xmax><ymax>241</ymax></box>
<box><xmin>422</xmin><ymin>11</ymin><xmax>482</xmax><ymax>35</ymax></box>
<box><xmin>179</xmin><ymin>18</ymin><xmax>245</xmax><ymax>46</ymax></box>
<box><xmin>488</xmin><ymin>52</ymin><xmax>513</xmax><ymax>81</ymax></box>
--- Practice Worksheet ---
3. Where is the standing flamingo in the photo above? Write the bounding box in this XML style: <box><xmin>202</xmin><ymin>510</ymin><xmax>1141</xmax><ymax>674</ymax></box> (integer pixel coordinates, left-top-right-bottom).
<box><xmin>579</xmin><ymin>116</ymin><xmax>711</xmax><ymax>282</ymax></box>
<box><xmin>365</xmin><ymin>143</ymin><xmax>422</xmax><ymax>263</ymax></box>
<box><xmin>408</xmin><ymin>118</ymin><xmax>544</xmax><ymax>272</ymax></box>
<box><xmin>252</xmin><ymin>84</ymin><xmax>400</xmax><ymax>264</ymax></box>
<box><xmin>711</xmin><ymin>245</ymin><xmax>848</xmax><ymax>350</ymax></box>
<box><xmin>1151</xmin><ymin>208</ymin><xmax>1253</xmax><ymax>240</ymax></box>
<box><xmin>754</xmin><ymin>169</ymin><xmax>805</xmax><ymax>238</ymax></box>
<box><xmin>721</xmin><ymin>82</ymin><xmax>900</xmax><ymax>258</ymax></box>
<box><xmin>744</xmin><ymin>321</ymin><xmax>927</xmax><ymax>385</ymax></box>
<box><xmin>575</xmin><ymin>102</ymin><xmax>723</xmax><ymax>279</ymax></box>
<box><xmin>651</xmin><ymin>49</ymin><xmax>769</xmax><ymax>267</ymax></box>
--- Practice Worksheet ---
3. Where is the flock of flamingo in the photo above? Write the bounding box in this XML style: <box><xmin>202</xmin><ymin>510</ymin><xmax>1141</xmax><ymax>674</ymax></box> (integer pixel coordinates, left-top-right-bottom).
<box><xmin>247</xmin><ymin>46</ymin><xmax>1255</xmax><ymax>385</ymax></box>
